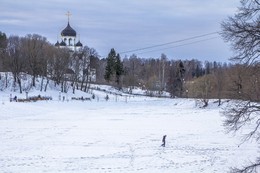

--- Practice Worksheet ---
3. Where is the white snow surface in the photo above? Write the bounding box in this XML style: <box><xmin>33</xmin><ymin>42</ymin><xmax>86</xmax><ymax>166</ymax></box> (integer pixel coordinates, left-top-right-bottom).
<box><xmin>0</xmin><ymin>88</ymin><xmax>259</xmax><ymax>173</ymax></box>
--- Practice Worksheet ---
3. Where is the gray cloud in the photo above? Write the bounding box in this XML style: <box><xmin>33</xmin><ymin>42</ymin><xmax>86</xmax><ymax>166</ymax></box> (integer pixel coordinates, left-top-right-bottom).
<box><xmin>0</xmin><ymin>0</ymin><xmax>240</xmax><ymax>62</ymax></box>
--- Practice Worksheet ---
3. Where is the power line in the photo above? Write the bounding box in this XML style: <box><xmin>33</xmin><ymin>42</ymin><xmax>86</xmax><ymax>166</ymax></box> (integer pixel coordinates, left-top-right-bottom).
<box><xmin>135</xmin><ymin>36</ymin><xmax>219</xmax><ymax>55</ymax></box>
<box><xmin>119</xmin><ymin>31</ymin><xmax>220</xmax><ymax>55</ymax></box>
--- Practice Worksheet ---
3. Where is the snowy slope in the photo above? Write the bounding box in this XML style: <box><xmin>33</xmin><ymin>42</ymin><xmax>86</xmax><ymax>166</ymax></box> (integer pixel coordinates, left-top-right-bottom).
<box><xmin>0</xmin><ymin>87</ymin><xmax>259</xmax><ymax>173</ymax></box>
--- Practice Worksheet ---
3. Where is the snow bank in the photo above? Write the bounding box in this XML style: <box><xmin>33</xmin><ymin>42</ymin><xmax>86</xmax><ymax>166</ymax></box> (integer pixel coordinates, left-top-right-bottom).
<box><xmin>0</xmin><ymin>91</ymin><xmax>258</xmax><ymax>172</ymax></box>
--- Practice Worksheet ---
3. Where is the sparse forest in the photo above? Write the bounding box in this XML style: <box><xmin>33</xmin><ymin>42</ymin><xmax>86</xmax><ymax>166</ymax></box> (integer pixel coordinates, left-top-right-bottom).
<box><xmin>0</xmin><ymin>31</ymin><xmax>259</xmax><ymax>106</ymax></box>
<box><xmin>0</xmin><ymin>33</ymin><xmax>98</xmax><ymax>93</ymax></box>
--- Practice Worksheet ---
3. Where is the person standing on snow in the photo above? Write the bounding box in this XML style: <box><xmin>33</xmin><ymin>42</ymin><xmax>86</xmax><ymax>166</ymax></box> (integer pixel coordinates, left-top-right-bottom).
<box><xmin>161</xmin><ymin>135</ymin><xmax>167</xmax><ymax>147</ymax></box>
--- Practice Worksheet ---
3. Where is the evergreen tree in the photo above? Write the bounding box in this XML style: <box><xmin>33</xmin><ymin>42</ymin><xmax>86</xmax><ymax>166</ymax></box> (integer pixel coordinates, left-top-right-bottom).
<box><xmin>104</xmin><ymin>48</ymin><xmax>116</xmax><ymax>82</ymax></box>
<box><xmin>0</xmin><ymin>31</ymin><xmax>7</xmax><ymax>50</ymax></box>
<box><xmin>114</xmin><ymin>53</ymin><xmax>124</xmax><ymax>85</ymax></box>
<box><xmin>175</xmin><ymin>60</ymin><xmax>185</xmax><ymax>97</ymax></box>
<box><xmin>104</xmin><ymin>48</ymin><xmax>124</xmax><ymax>85</ymax></box>
<box><xmin>167</xmin><ymin>60</ymin><xmax>185</xmax><ymax>97</ymax></box>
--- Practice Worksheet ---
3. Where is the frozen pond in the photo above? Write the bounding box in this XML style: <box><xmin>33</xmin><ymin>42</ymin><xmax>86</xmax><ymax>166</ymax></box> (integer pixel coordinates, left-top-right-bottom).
<box><xmin>0</xmin><ymin>97</ymin><xmax>258</xmax><ymax>172</ymax></box>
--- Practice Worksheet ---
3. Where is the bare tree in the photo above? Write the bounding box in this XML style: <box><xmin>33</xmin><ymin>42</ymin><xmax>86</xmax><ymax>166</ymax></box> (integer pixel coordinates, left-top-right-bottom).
<box><xmin>188</xmin><ymin>74</ymin><xmax>213</xmax><ymax>107</ymax></box>
<box><xmin>0</xmin><ymin>31</ymin><xmax>7</xmax><ymax>71</ymax></box>
<box><xmin>122</xmin><ymin>54</ymin><xmax>140</xmax><ymax>88</ymax></box>
<box><xmin>5</xmin><ymin>36</ymin><xmax>25</xmax><ymax>93</ymax></box>
<box><xmin>221</xmin><ymin>0</ymin><xmax>260</xmax><ymax>172</ymax></box>
<box><xmin>160</xmin><ymin>54</ymin><xmax>167</xmax><ymax>92</ymax></box>
<box><xmin>43</xmin><ymin>43</ymin><xmax>57</xmax><ymax>92</ymax></box>
<box><xmin>22</xmin><ymin>34</ymin><xmax>48</xmax><ymax>87</ymax></box>
<box><xmin>213</xmin><ymin>62</ymin><xmax>225</xmax><ymax>106</ymax></box>
<box><xmin>52</xmin><ymin>48</ymin><xmax>70</xmax><ymax>92</ymax></box>
<box><xmin>223</xmin><ymin>98</ymin><xmax>260</xmax><ymax>173</ymax></box>
<box><xmin>221</xmin><ymin>0</ymin><xmax>260</xmax><ymax>64</ymax></box>
<box><xmin>79</xmin><ymin>46</ymin><xmax>98</xmax><ymax>92</ymax></box>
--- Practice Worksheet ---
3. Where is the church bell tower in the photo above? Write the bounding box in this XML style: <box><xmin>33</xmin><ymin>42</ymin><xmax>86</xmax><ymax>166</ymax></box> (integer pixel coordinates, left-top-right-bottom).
<box><xmin>55</xmin><ymin>11</ymin><xmax>83</xmax><ymax>52</ymax></box>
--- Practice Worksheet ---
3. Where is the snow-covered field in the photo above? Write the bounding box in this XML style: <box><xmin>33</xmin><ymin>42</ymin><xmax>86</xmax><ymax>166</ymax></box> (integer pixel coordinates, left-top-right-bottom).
<box><xmin>0</xmin><ymin>89</ymin><xmax>259</xmax><ymax>173</ymax></box>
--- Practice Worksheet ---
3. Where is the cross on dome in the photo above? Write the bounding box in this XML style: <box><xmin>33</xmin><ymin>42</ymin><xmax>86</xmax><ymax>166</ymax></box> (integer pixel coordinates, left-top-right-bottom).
<box><xmin>56</xmin><ymin>11</ymin><xmax>83</xmax><ymax>50</ymax></box>
<box><xmin>61</xmin><ymin>11</ymin><xmax>76</xmax><ymax>37</ymax></box>
<box><xmin>66</xmin><ymin>11</ymin><xmax>72</xmax><ymax>22</ymax></box>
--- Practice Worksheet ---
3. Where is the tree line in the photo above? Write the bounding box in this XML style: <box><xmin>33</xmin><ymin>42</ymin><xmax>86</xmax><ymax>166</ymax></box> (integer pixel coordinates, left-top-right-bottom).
<box><xmin>0</xmin><ymin>32</ymin><xmax>259</xmax><ymax>105</ymax></box>
<box><xmin>103</xmin><ymin>49</ymin><xmax>260</xmax><ymax>106</ymax></box>
<box><xmin>0</xmin><ymin>33</ymin><xmax>98</xmax><ymax>93</ymax></box>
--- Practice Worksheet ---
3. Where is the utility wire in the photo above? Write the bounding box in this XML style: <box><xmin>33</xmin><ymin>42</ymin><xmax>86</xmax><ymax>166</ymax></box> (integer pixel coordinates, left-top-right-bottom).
<box><xmin>135</xmin><ymin>36</ymin><xmax>219</xmax><ymax>55</ymax></box>
<box><xmin>119</xmin><ymin>31</ymin><xmax>220</xmax><ymax>54</ymax></box>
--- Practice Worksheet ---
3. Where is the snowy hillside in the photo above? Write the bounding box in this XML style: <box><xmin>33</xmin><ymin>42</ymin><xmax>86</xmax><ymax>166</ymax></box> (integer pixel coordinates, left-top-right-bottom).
<box><xmin>0</xmin><ymin>72</ymin><xmax>170</xmax><ymax>103</ymax></box>
<box><xmin>0</xmin><ymin>83</ymin><xmax>259</xmax><ymax>173</ymax></box>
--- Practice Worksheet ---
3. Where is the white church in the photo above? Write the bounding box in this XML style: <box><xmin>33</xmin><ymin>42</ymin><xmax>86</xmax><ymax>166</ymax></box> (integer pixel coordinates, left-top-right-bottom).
<box><xmin>55</xmin><ymin>12</ymin><xmax>96</xmax><ymax>82</ymax></box>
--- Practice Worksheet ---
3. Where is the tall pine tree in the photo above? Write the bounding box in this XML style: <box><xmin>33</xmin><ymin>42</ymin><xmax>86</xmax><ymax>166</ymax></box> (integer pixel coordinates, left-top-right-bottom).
<box><xmin>115</xmin><ymin>53</ymin><xmax>124</xmax><ymax>85</ymax></box>
<box><xmin>104</xmin><ymin>49</ymin><xmax>124</xmax><ymax>85</ymax></box>
<box><xmin>104</xmin><ymin>48</ymin><xmax>116</xmax><ymax>82</ymax></box>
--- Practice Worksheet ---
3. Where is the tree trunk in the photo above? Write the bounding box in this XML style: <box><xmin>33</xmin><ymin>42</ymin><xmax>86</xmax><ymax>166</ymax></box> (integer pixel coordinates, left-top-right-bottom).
<box><xmin>203</xmin><ymin>99</ymin><xmax>208</xmax><ymax>107</ymax></box>
<box><xmin>32</xmin><ymin>75</ymin><xmax>36</xmax><ymax>87</ymax></box>
<box><xmin>84</xmin><ymin>75</ymin><xmax>89</xmax><ymax>92</ymax></box>
<box><xmin>44</xmin><ymin>78</ymin><xmax>49</xmax><ymax>92</ymax></box>
<box><xmin>61</xmin><ymin>81</ymin><xmax>64</xmax><ymax>93</ymax></box>
<box><xmin>80</xmin><ymin>74</ymin><xmax>86</xmax><ymax>91</ymax></box>
<box><xmin>73</xmin><ymin>82</ymin><xmax>75</xmax><ymax>94</ymax></box>
<box><xmin>218</xmin><ymin>98</ymin><xmax>221</xmax><ymax>106</ymax></box>
<box><xmin>17</xmin><ymin>77</ymin><xmax>22</xmax><ymax>94</ymax></box>
<box><xmin>40</xmin><ymin>77</ymin><xmax>44</xmax><ymax>92</ymax></box>
<box><xmin>5</xmin><ymin>72</ymin><xmax>8</xmax><ymax>88</ymax></box>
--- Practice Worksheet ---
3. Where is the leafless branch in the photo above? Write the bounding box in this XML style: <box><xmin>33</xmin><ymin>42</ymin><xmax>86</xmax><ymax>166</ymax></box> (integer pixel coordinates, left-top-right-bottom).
<box><xmin>230</xmin><ymin>158</ymin><xmax>260</xmax><ymax>173</ymax></box>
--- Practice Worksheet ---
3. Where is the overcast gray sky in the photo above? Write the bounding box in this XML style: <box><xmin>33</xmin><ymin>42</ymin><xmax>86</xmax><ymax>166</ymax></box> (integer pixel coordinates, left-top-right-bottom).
<box><xmin>0</xmin><ymin>0</ymin><xmax>240</xmax><ymax>62</ymax></box>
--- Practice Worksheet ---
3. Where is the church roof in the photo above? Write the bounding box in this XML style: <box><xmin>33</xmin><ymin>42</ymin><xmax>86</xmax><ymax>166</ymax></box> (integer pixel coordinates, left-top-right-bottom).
<box><xmin>75</xmin><ymin>40</ymin><xmax>83</xmax><ymax>47</ymax></box>
<box><xmin>61</xmin><ymin>22</ymin><xmax>76</xmax><ymax>37</ymax></box>
<box><xmin>55</xmin><ymin>41</ymin><xmax>60</xmax><ymax>47</ymax></box>
<box><xmin>60</xmin><ymin>40</ymin><xmax>66</xmax><ymax>46</ymax></box>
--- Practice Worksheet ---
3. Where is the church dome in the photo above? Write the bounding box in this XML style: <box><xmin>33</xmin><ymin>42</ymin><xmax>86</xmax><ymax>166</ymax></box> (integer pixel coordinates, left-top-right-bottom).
<box><xmin>55</xmin><ymin>41</ymin><xmax>60</xmax><ymax>47</ymax></box>
<box><xmin>60</xmin><ymin>40</ymin><xmax>66</xmax><ymax>46</ymax></box>
<box><xmin>61</xmin><ymin>22</ymin><xmax>76</xmax><ymax>37</ymax></box>
<box><xmin>75</xmin><ymin>40</ymin><xmax>83</xmax><ymax>47</ymax></box>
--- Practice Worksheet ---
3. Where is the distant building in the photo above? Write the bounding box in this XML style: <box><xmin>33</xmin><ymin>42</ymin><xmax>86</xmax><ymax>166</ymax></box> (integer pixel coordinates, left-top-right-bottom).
<box><xmin>55</xmin><ymin>12</ymin><xmax>96</xmax><ymax>82</ymax></box>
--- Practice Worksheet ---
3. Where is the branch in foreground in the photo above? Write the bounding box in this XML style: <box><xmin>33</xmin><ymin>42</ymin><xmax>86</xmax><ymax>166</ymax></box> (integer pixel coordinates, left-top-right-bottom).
<box><xmin>230</xmin><ymin>159</ymin><xmax>260</xmax><ymax>173</ymax></box>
